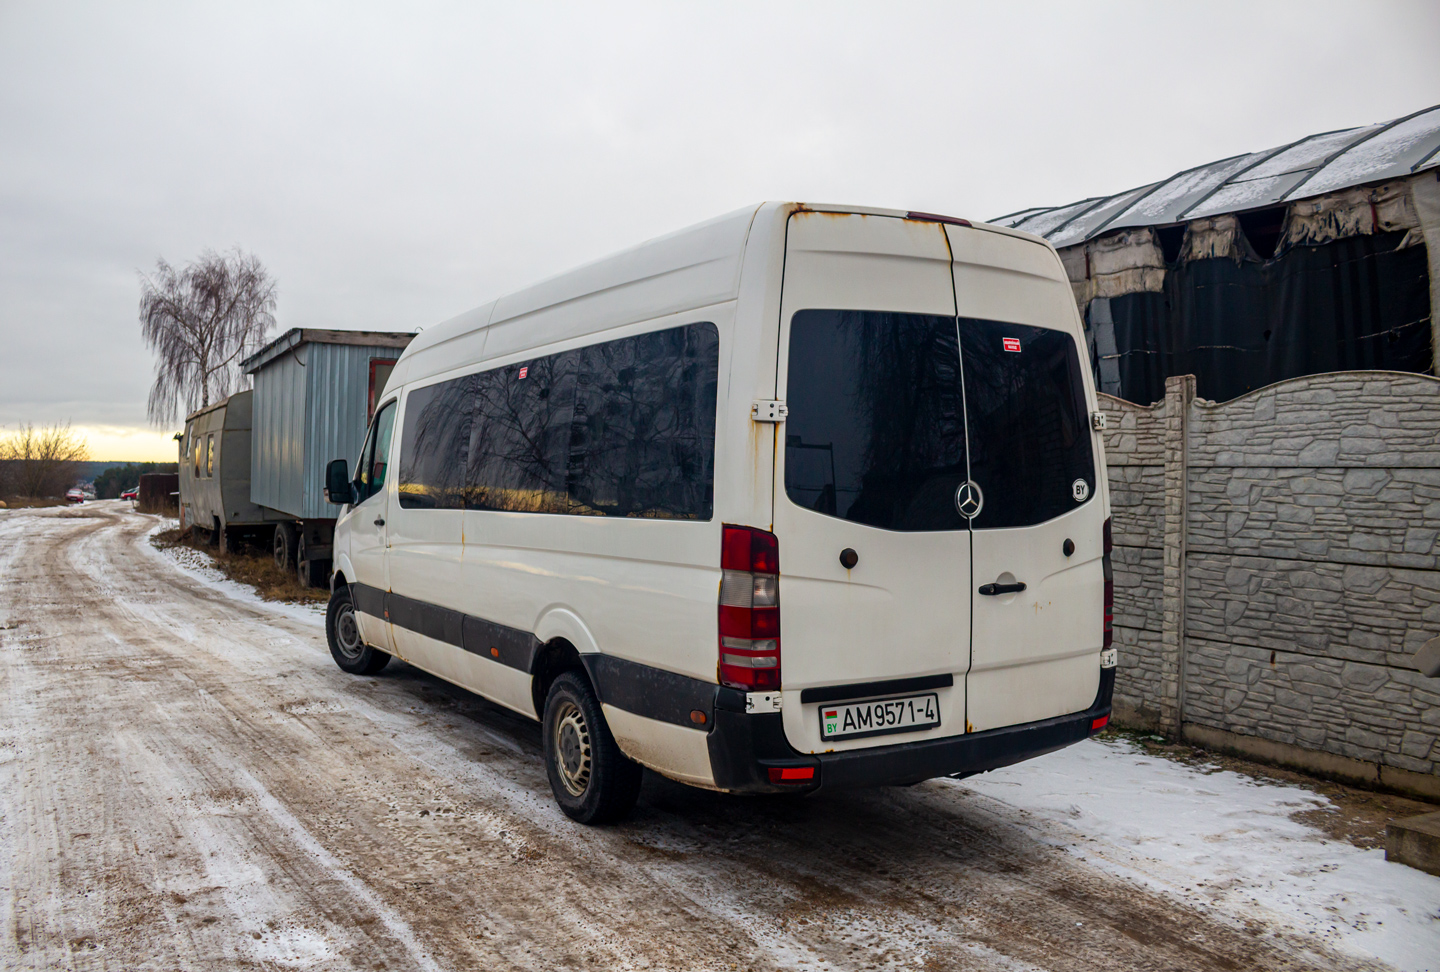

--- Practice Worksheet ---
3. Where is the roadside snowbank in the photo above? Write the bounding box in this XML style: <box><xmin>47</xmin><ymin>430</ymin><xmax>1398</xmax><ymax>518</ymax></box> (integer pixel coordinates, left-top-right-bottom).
<box><xmin>959</xmin><ymin>738</ymin><xmax>1440</xmax><ymax>971</ymax></box>
<box><xmin>142</xmin><ymin>518</ymin><xmax>325</xmax><ymax>627</ymax></box>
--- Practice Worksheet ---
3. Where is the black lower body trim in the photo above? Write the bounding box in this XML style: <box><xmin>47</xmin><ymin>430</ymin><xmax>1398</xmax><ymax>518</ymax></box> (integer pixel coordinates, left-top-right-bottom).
<box><xmin>347</xmin><ymin>583</ymin><xmax>541</xmax><ymax>673</ymax></box>
<box><xmin>583</xmin><ymin>654</ymin><xmax>718</xmax><ymax>729</ymax></box>
<box><xmin>819</xmin><ymin>667</ymin><xmax>1115</xmax><ymax>788</ymax></box>
<box><xmin>708</xmin><ymin>667</ymin><xmax>1115</xmax><ymax>794</ymax></box>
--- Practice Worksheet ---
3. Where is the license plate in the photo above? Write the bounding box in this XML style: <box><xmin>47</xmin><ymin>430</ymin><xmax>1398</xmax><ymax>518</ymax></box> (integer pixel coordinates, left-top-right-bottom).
<box><xmin>819</xmin><ymin>693</ymin><xmax>940</xmax><ymax>741</ymax></box>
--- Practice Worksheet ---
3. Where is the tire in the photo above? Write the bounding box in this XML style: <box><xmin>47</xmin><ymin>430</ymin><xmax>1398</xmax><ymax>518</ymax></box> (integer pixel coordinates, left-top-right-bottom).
<box><xmin>326</xmin><ymin>585</ymin><xmax>390</xmax><ymax>675</ymax></box>
<box><xmin>273</xmin><ymin>523</ymin><xmax>296</xmax><ymax>572</ymax></box>
<box><xmin>297</xmin><ymin>534</ymin><xmax>322</xmax><ymax>588</ymax></box>
<box><xmin>543</xmin><ymin>671</ymin><xmax>642</xmax><ymax>824</ymax></box>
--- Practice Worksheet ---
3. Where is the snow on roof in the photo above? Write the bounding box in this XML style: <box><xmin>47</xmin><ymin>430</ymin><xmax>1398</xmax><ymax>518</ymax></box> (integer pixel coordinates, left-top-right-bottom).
<box><xmin>993</xmin><ymin>104</ymin><xmax>1440</xmax><ymax>249</ymax></box>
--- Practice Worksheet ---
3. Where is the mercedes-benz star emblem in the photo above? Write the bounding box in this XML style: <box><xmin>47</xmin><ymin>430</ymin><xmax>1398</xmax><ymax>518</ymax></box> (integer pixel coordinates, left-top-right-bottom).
<box><xmin>955</xmin><ymin>480</ymin><xmax>984</xmax><ymax>519</ymax></box>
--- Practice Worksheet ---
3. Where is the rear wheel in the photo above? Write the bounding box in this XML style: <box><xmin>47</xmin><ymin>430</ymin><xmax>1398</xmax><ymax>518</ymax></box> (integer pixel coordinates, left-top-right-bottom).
<box><xmin>543</xmin><ymin>671</ymin><xmax>642</xmax><ymax>824</ymax></box>
<box><xmin>273</xmin><ymin>523</ymin><xmax>296</xmax><ymax>572</ymax></box>
<box><xmin>326</xmin><ymin>585</ymin><xmax>390</xmax><ymax>675</ymax></box>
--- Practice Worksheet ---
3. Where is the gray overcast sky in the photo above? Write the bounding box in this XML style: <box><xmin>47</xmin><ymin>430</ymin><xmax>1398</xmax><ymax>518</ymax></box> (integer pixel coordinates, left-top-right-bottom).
<box><xmin>2</xmin><ymin>1</ymin><xmax>1438</xmax><ymax>458</ymax></box>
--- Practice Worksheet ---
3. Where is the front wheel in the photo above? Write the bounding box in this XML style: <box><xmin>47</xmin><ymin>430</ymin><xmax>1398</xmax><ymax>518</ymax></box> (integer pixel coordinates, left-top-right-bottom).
<box><xmin>326</xmin><ymin>585</ymin><xmax>390</xmax><ymax>675</ymax></box>
<box><xmin>543</xmin><ymin>672</ymin><xmax>642</xmax><ymax>824</ymax></box>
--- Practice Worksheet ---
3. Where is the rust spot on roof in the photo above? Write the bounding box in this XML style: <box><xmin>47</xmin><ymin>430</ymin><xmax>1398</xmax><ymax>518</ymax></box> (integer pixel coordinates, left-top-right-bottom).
<box><xmin>906</xmin><ymin>211</ymin><xmax>971</xmax><ymax>227</ymax></box>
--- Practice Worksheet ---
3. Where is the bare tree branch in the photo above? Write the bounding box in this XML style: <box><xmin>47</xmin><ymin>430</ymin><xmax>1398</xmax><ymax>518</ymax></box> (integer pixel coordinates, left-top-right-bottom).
<box><xmin>139</xmin><ymin>248</ymin><xmax>277</xmax><ymax>425</ymax></box>
<box><xmin>0</xmin><ymin>423</ymin><xmax>90</xmax><ymax>498</ymax></box>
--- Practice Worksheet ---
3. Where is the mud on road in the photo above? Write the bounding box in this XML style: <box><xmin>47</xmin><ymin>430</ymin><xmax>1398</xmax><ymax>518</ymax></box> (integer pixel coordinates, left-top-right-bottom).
<box><xmin>0</xmin><ymin>505</ymin><xmax>1390</xmax><ymax>971</ymax></box>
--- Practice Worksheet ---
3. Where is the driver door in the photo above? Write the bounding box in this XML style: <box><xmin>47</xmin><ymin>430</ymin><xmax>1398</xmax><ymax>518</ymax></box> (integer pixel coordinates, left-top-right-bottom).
<box><xmin>347</xmin><ymin>399</ymin><xmax>397</xmax><ymax>652</ymax></box>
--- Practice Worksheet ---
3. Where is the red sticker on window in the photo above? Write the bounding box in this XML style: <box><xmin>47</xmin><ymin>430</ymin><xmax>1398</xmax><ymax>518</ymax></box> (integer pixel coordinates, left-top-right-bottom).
<box><xmin>518</xmin><ymin>366</ymin><xmax>529</xmax><ymax>379</ymax></box>
<box><xmin>1002</xmin><ymin>337</ymin><xmax>1021</xmax><ymax>353</ymax></box>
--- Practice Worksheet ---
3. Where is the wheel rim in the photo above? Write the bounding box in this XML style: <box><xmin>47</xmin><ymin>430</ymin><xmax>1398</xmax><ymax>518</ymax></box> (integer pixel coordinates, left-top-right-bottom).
<box><xmin>552</xmin><ymin>700</ymin><xmax>592</xmax><ymax>797</ymax></box>
<box><xmin>335</xmin><ymin>601</ymin><xmax>364</xmax><ymax>660</ymax></box>
<box><xmin>273</xmin><ymin>529</ymin><xmax>288</xmax><ymax>569</ymax></box>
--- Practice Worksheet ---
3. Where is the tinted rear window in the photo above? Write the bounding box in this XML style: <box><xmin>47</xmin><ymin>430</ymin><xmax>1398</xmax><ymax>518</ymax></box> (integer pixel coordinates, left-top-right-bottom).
<box><xmin>784</xmin><ymin>310</ymin><xmax>1094</xmax><ymax>532</ymax></box>
<box><xmin>785</xmin><ymin>310</ymin><xmax>968</xmax><ymax>532</ymax></box>
<box><xmin>960</xmin><ymin>318</ymin><xmax>1094</xmax><ymax>530</ymax></box>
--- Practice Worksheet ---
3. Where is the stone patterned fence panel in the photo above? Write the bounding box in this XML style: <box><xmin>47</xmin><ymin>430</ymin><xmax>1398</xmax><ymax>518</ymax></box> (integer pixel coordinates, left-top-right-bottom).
<box><xmin>1097</xmin><ymin>372</ymin><xmax>1440</xmax><ymax>797</ymax></box>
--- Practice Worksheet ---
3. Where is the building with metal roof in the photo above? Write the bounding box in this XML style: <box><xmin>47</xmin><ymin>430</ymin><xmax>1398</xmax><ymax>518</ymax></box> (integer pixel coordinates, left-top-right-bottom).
<box><xmin>989</xmin><ymin>105</ymin><xmax>1440</xmax><ymax>404</ymax></box>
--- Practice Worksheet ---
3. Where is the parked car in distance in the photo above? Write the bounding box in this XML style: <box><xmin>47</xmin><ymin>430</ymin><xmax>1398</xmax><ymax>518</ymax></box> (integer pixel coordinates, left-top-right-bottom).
<box><xmin>121</xmin><ymin>487</ymin><xmax>139</xmax><ymax>501</ymax></box>
<box><xmin>65</xmin><ymin>488</ymin><xmax>86</xmax><ymax>503</ymax></box>
<box><xmin>324</xmin><ymin>202</ymin><xmax>1115</xmax><ymax>824</ymax></box>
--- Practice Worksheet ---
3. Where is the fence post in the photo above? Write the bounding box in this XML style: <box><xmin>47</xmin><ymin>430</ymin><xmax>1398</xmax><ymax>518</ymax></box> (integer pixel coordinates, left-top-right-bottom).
<box><xmin>1159</xmin><ymin>374</ymin><xmax>1195</xmax><ymax>734</ymax></box>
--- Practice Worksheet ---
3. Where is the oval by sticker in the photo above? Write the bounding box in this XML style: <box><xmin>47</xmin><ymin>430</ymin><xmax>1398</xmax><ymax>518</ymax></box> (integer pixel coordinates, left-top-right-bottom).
<box><xmin>1072</xmin><ymin>479</ymin><xmax>1090</xmax><ymax>502</ymax></box>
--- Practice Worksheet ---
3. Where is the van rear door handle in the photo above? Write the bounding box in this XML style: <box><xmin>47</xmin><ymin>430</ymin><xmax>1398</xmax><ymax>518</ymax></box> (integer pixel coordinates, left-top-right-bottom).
<box><xmin>978</xmin><ymin>582</ymin><xmax>1026</xmax><ymax>596</ymax></box>
<box><xmin>374</xmin><ymin>517</ymin><xmax>385</xmax><ymax>527</ymax></box>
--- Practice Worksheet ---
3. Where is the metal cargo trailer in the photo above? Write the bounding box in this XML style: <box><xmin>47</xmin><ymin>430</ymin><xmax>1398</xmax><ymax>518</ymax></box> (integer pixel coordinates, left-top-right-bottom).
<box><xmin>178</xmin><ymin>391</ymin><xmax>284</xmax><ymax>547</ymax></box>
<box><xmin>243</xmin><ymin>328</ymin><xmax>415</xmax><ymax>585</ymax></box>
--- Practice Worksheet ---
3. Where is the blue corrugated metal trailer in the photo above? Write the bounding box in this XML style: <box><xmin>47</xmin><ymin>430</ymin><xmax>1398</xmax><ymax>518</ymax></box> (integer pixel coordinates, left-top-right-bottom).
<box><xmin>242</xmin><ymin>328</ymin><xmax>415</xmax><ymax>586</ymax></box>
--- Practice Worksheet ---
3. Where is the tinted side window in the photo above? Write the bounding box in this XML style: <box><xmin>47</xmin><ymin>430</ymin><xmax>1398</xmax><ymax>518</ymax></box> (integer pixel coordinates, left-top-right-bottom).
<box><xmin>960</xmin><ymin>319</ymin><xmax>1094</xmax><ymax>529</ymax></box>
<box><xmin>467</xmin><ymin>354</ymin><xmax>576</xmax><ymax>513</ymax></box>
<box><xmin>785</xmin><ymin>310</ymin><xmax>968</xmax><ymax>532</ymax></box>
<box><xmin>398</xmin><ymin>377</ymin><xmax>474</xmax><ymax>510</ymax></box>
<box><xmin>358</xmin><ymin>401</ymin><xmax>396</xmax><ymax>503</ymax></box>
<box><xmin>568</xmin><ymin>322</ymin><xmax>718</xmax><ymax>519</ymax></box>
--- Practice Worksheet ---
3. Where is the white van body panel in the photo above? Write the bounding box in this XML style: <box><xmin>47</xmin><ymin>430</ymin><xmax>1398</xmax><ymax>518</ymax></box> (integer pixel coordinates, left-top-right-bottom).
<box><xmin>602</xmin><ymin>706</ymin><xmax>717</xmax><ymax>788</ymax></box>
<box><xmin>772</xmin><ymin>211</ymin><xmax>973</xmax><ymax>754</ymax></box>
<box><xmin>394</xmin><ymin>630</ymin><xmax>538</xmax><ymax>719</ymax></box>
<box><xmin>943</xmin><ymin>224</ymin><xmax>1107</xmax><ymax>731</ymax></box>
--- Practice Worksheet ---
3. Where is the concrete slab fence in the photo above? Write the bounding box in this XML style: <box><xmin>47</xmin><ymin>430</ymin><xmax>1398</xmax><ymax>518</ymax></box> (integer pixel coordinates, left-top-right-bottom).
<box><xmin>1099</xmin><ymin>371</ymin><xmax>1440</xmax><ymax>799</ymax></box>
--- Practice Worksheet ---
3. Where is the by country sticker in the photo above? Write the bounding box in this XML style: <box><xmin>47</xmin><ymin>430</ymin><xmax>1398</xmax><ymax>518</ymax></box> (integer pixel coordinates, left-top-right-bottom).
<box><xmin>1002</xmin><ymin>337</ymin><xmax>1022</xmax><ymax>353</ymax></box>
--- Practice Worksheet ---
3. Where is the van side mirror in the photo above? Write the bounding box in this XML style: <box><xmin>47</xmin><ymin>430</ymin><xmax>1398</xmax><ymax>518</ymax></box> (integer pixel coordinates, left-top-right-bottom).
<box><xmin>325</xmin><ymin>459</ymin><xmax>354</xmax><ymax>505</ymax></box>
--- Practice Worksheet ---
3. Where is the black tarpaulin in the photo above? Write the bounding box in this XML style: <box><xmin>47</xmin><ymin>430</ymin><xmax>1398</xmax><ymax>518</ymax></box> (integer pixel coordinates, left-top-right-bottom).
<box><xmin>1096</xmin><ymin>231</ymin><xmax>1432</xmax><ymax>405</ymax></box>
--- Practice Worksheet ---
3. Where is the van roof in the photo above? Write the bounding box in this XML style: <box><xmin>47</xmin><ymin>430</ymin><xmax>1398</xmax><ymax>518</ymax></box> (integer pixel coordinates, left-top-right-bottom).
<box><xmin>388</xmin><ymin>202</ymin><xmax>1048</xmax><ymax>390</ymax></box>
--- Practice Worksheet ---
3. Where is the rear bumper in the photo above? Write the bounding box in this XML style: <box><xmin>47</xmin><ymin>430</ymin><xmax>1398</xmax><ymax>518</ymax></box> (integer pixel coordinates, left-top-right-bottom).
<box><xmin>708</xmin><ymin>667</ymin><xmax>1114</xmax><ymax>794</ymax></box>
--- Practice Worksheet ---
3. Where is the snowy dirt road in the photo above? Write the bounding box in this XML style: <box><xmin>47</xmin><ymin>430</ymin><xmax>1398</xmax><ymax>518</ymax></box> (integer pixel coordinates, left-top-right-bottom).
<box><xmin>1</xmin><ymin>504</ymin><xmax>1436</xmax><ymax>971</ymax></box>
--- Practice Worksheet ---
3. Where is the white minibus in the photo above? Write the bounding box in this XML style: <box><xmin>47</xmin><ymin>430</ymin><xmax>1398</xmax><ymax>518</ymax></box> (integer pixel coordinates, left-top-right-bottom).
<box><xmin>323</xmin><ymin>203</ymin><xmax>1116</xmax><ymax>823</ymax></box>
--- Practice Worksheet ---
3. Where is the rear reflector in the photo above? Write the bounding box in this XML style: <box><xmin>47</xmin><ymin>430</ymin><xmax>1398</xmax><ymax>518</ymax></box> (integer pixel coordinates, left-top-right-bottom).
<box><xmin>1091</xmin><ymin>715</ymin><xmax>1110</xmax><ymax>732</ymax></box>
<box><xmin>767</xmin><ymin>766</ymin><xmax>814</xmax><ymax>784</ymax></box>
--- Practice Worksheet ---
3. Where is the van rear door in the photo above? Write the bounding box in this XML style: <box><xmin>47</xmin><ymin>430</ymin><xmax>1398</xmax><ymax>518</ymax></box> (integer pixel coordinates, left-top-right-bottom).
<box><xmin>773</xmin><ymin>211</ymin><xmax>970</xmax><ymax>754</ymax></box>
<box><xmin>945</xmin><ymin>225</ymin><xmax>1104</xmax><ymax>731</ymax></box>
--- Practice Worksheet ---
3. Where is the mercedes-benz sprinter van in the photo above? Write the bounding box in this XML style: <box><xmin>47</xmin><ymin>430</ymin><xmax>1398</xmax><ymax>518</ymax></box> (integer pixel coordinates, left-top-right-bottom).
<box><xmin>322</xmin><ymin>203</ymin><xmax>1116</xmax><ymax>823</ymax></box>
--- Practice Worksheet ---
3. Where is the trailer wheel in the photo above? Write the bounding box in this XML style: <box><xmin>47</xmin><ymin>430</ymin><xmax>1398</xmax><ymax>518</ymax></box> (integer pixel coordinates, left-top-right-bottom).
<box><xmin>296</xmin><ymin>533</ymin><xmax>327</xmax><ymax>588</ymax></box>
<box><xmin>543</xmin><ymin>671</ymin><xmax>642</xmax><ymax>824</ymax></box>
<box><xmin>273</xmin><ymin>523</ymin><xmax>296</xmax><ymax>572</ymax></box>
<box><xmin>326</xmin><ymin>585</ymin><xmax>390</xmax><ymax>675</ymax></box>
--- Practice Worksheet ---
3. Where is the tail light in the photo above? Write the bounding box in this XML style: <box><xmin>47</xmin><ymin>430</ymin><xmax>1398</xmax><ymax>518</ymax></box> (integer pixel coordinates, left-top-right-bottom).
<box><xmin>719</xmin><ymin>524</ymin><xmax>780</xmax><ymax>691</ymax></box>
<box><xmin>1102</xmin><ymin>517</ymin><xmax>1114</xmax><ymax>650</ymax></box>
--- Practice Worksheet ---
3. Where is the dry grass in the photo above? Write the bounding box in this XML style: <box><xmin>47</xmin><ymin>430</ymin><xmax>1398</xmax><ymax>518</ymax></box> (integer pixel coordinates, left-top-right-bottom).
<box><xmin>151</xmin><ymin>527</ymin><xmax>329</xmax><ymax>606</ymax></box>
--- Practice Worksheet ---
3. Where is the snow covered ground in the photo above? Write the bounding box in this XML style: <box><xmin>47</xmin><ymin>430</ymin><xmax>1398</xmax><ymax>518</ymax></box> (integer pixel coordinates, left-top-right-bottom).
<box><xmin>961</xmin><ymin>739</ymin><xmax>1440</xmax><ymax>971</ymax></box>
<box><xmin>143</xmin><ymin>516</ymin><xmax>326</xmax><ymax>626</ymax></box>
<box><xmin>7</xmin><ymin>503</ymin><xmax>1437</xmax><ymax>970</ymax></box>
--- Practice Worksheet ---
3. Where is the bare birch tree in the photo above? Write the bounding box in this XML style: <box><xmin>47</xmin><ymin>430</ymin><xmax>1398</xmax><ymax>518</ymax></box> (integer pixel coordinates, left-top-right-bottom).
<box><xmin>139</xmin><ymin>249</ymin><xmax>277</xmax><ymax>424</ymax></box>
<box><xmin>0</xmin><ymin>423</ymin><xmax>90</xmax><ymax>498</ymax></box>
